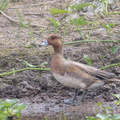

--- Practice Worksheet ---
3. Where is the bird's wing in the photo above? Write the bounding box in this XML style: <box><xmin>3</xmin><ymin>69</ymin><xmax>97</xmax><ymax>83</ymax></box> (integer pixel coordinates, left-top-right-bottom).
<box><xmin>70</xmin><ymin>61</ymin><xmax>116</xmax><ymax>80</ymax></box>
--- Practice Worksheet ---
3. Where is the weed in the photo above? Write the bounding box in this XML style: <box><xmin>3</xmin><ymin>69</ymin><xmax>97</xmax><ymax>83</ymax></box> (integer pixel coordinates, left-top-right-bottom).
<box><xmin>100</xmin><ymin>0</ymin><xmax>120</xmax><ymax>15</ymax></box>
<box><xmin>0</xmin><ymin>67</ymin><xmax>50</xmax><ymax>76</ymax></box>
<box><xmin>102</xmin><ymin>23</ymin><xmax>115</xmax><ymax>39</ymax></box>
<box><xmin>83</xmin><ymin>54</ymin><xmax>92</xmax><ymax>66</ymax></box>
<box><xmin>110</xmin><ymin>46</ymin><xmax>119</xmax><ymax>54</ymax></box>
<box><xmin>49</xmin><ymin>8</ymin><xmax>71</xmax><ymax>15</ymax></box>
<box><xmin>0</xmin><ymin>99</ymin><xmax>26</xmax><ymax>120</ymax></box>
<box><xmin>49</xmin><ymin>3</ymin><xmax>96</xmax><ymax>38</ymax></box>
<box><xmin>70</xmin><ymin>16</ymin><xmax>89</xmax><ymax>39</ymax></box>
<box><xmin>23</xmin><ymin>61</ymin><xmax>37</xmax><ymax>68</ymax></box>
<box><xmin>17</xmin><ymin>10</ymin><xmax>35</xmax><ymax>48</ymax></box>
<box><xmin>100</xmin><ymin>55</ymin><xmax>106</xmax><ymax>59</ymax></box>
<box><xmin>0</xmin><ymin>0</ymin><xmax>10</xmax><ymax>11</ymax></box>
<box><xmin>100</xmin><ymin>0</ymin><xmax>108</xmax><ymax>15</ymax></box>
<box><xmin>35</xmin><ymin>25</ymin><xmax>50</xmax><ymax>33</ymax></box>
<box><xmin>70</xmin><ymin>3</ymin><xmax>96</xmax><ymax>12</ymax></box>
<box><xmin>63</xmin><ymin>39</ymin><xmax>117</xmax><ymax>45</ymax></box>
<box><xmin>87</xmin><ymin>94</ymin><xmax>120</xmax><ymax>120</ymax></box>
<box><xmin>48</xmin><ymin>18</ymin><xmax>60</xmax><ymax>33</ymax></box>
<box><xmin>99</xmin><ymin>62</ymin><xmax>120</xmax><ymax>70</ymax></box>
<box><xmin>17</xmin><ymin>10</ymin><xmax>30</xmax><ymax>28</ymax></box>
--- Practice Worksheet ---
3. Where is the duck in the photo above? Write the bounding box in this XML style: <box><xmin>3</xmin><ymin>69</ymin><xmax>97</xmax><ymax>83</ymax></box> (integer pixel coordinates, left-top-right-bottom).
<box><xmin>39</xmin><ymin>34</ymin><xmax>120</xmax><ymax>105</ymax></box>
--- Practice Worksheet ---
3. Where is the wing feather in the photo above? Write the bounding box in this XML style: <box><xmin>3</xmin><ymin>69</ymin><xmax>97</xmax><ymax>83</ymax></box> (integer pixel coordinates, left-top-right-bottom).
<box><xmin>70</xmin><ymin>61</ymin><xmax>116</xmax><ymax>80</ymax></box>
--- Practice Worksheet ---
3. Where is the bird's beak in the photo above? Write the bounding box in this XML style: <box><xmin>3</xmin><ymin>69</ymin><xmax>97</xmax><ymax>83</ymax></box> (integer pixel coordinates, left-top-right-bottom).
<box><xmin>39</xmin><ymin>40</ymin><xmax>48</xmax><ymax>46</ymax></box>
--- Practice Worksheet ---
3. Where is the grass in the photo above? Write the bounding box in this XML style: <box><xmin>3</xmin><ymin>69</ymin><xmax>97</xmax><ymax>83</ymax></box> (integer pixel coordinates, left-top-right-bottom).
<box><xmin>0</xmin><ymin>67</ymin><xmax>50</xmax><ymax>76</ymax></box>
<box><xmin>0</xmin><ymin>62</ymin><xmax>120</xmax><ymax>76</ymax></box>
<box><xmin>43</xmin><ymin>94</ymin><xmax>120</xmax><ymax>120</ymax></box>
<box><xmin>0</xmin><ymin>99</ymin><xmax>26</xmax><ymax>120</ymax></box>
<box><xmin>0</xmin><ymin>1</ymin><xmax>120</xmax><ymax>120</ymax></box>
<box><xmin>0</xmin><ymin>0</ymin><xmax>10</xmax><ymax>11</ymax></box>
<box><xmin>87</xmin><ymin>94</ymin><xmax>120</xmax><ymax>120</ymax></box>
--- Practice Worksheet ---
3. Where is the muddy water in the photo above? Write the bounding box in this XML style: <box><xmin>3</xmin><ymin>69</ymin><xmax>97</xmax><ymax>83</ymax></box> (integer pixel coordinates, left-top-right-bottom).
<box><xmin>0</xmin><ymin>0</ymin><xmax>120</xmax><ymax>120</ymax></box>
<box><xmin>21</xmin><ymin>96</ymin><xmax>120</xmax><ymax>120</ymax></box>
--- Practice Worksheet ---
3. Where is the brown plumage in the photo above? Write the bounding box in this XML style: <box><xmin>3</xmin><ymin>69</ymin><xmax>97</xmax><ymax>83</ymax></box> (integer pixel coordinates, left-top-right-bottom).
<box><xmin>39</xmin><ymin>34</ymin><xmax>120</xmax><ymax>105</ymax></box>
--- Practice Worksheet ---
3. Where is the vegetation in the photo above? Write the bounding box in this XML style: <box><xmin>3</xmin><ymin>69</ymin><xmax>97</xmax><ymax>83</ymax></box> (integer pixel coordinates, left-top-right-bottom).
<box><xmin>0</xmin><ymin>0</ymin><xmax>10</xmax><ymax>11</ymax></box>
<box><xmin>44</xmin><ymin>94</ymin><xmax>120</xmax><ymax>120</ymax></box>
<box><xmin>0</xmin><ymin>99</ymin><xmax>26</xmax><ymax>120</ymax></box>
<box><xmin>87</xmin><ymin>94</ymin><xmax>120</xmax><ymax>120</ymax></box>
<box><xmin>0</xmin><ymin>0</ymin><xmax>120</xmax><ymax>120</ymax></box>
<box><xmin>0</xmin><ymin>1</ymin><xmax>119</xmax><ymax>76</ymax></box>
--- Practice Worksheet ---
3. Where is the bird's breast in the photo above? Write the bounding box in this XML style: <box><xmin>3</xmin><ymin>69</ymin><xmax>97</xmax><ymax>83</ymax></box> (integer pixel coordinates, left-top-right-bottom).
<box><xmin>52</xmin><ymin>72</ymin><xmax>88</xmax><ymax>89</ymax></box>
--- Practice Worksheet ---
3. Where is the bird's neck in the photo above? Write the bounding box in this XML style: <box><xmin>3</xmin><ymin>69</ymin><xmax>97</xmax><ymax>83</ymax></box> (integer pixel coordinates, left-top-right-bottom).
<box><xmin>53</xmin><ymin>46</ymin><xmax>63</xmax><ymax>55</ymax></box>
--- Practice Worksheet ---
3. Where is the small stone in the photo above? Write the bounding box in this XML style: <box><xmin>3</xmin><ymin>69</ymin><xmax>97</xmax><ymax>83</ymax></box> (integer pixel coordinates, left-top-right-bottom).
<box><xmin>59</xmin><ymin>104</ymin><xmax>63</xmax><ymax>107</ymax></box>
<box><xmin>110</xmin><ymin>5</ymin><xmax>117</xmax><ymax>10</ymax></box>
<box><xmin>45</xmin><ymin>106</ymin><xmax>49</xmax><ymax>111</ymax></box>
<box><xmin>87</xmin><ymin>0</ymin><xmax>94</xmax><ymax>2</ymax></box>
<box><xmin>55</xmin><ymin>100</ymin><xmax>61</xmax><ymax>104</ymax></box>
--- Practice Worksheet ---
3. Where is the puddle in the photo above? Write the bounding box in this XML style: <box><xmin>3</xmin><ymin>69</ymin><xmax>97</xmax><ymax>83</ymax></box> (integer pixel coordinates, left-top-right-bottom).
<box><xmin>21</xmin><ymin>96</ymin><xmax>120</xmax><ymax>120</ymax></box>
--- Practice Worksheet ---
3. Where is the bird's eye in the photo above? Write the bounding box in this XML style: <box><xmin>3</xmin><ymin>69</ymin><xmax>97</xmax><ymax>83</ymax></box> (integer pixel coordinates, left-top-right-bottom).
<box><xmin>51</xmin><ymin>36</ymin><xmax>56</xmax><ymax>40</ymax></box>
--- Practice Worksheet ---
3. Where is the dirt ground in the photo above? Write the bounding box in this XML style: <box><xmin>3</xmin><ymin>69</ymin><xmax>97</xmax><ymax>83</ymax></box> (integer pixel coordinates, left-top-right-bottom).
<box><xmin>0</xmin><ymin>0</ymin><xmax>120</xmax><ymax>120</ymax></box>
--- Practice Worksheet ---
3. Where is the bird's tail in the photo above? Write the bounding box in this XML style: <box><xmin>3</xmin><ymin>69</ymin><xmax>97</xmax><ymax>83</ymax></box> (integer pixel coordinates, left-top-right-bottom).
<box><xmin>105</xmin><ymin>78</ymin><xmax>120</xmax><ymax>83</ymax></box>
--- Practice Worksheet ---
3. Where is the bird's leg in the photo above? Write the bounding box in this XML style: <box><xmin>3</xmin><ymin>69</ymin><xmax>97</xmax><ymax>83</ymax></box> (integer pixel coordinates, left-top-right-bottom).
<box><xmin>64</xmin><ymin>88</ymin><xmax>78</xmax><ymax>105</ymax></box>
<box><xmin>72</xmin><ymin>88</ymin><xmax>78</xmax><ymax>102</ymax></box>
<box><xmin>80</xmin><ymin>89</ymin><xmax>86</xmax><ymax>103</ymax></box>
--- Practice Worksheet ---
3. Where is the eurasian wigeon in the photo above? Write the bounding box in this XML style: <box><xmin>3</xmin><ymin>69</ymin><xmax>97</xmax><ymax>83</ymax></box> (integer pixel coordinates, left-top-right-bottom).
<box><xmin>39</xmin><ymin>34</ymin><xmax>120</xmax><ymax>105</ymax></box>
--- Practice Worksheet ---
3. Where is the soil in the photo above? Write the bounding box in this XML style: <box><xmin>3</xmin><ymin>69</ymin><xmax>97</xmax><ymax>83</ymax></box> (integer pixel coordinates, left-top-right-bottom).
<box><xmin>0</xmin><ymin>0</ymin><xmax>120</xmax><ymax>120</ymax></box>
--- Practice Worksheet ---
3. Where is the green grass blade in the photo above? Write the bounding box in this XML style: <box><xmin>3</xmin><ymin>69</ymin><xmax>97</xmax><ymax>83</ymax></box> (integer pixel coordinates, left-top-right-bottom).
<box><xmin>107</xmin><ymin>12</ymin><xmax>120</xmax><ymax>15</ymax></box>
<box><xmin>110</xmin><ymin>46</ymin><xmax>119</xmax><ymax>54</ymax></box>
<box><xmin>49</xmin><ymin>8</ymin><xmax>71</xmax><ymax>15</ymax></box>
<box><xmin>17</xmin><ymin>10</ymin><xmax>27</xmax><ymax>27</ymax></box>
<box><xmin>48</xmin><ymin>18</ymin><xmax>60</xmax><ymax>27</ymax></box>
<box><xmin>70</xmin><ymin>3</ymin><xmax>97</xmax><ymax>11</ymax></box>
<box><xmin>83</xmin><ymin>54</ymin><xmax>92</xmax><ymax>66</ymax></box>
<box><xmin>0</xmin><ymin>0</ymin><xmax>10</xmax><ymax>10</ymax></box>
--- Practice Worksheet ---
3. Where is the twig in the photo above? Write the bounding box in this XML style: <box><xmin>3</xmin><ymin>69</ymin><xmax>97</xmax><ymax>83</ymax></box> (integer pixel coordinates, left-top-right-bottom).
<box><xmin>99</xmin><ymin>63</ymin><xmax>120</xmax><ymax>70</ymax></box>
<box><xmin>0</xmin><ymin>67</ymin><xmax>50</xmax><ymax>76</ymax></box>
<box><xmin>0</xmin><ymin>10</ymin><xmax>44</xmax><ymax>27</ymax></box>
<box><xmin>0</xmin><ymin>63</ymin><xmax>119</xmax><ymax>76</ymax></box>
<box><xmin>63</xmin><ymin>39</ymin><xmax>119</xmax><ymax>45</ymax></box>
<box><xmin>7</xmin><ymin>0</ymin><xmax>60</xmax><ymax>9</ymax></box>
<box><xmin>0</xmin><ymin>10</ymin><xmax>19</xmax><ymax>23</ymax></box>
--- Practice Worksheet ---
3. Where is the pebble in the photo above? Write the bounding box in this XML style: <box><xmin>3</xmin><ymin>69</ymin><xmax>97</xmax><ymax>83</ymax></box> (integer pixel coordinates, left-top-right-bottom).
<box><xmin>110</xmin><ymin>5</ymin><xmax>117</xmax><ymax>10</ymax></box>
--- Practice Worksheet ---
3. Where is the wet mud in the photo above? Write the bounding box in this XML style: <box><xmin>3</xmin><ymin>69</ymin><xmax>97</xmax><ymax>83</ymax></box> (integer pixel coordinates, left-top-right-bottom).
<box><xmin>0</xmin><ymin>0</ymin><xmax>120</xmax><ymax>120</ymax></box>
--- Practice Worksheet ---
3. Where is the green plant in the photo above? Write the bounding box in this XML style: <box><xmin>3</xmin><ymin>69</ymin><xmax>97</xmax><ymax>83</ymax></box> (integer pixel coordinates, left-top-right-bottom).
<box><xmin>99</xmin><ymin>62</ymin><xmax>120</xmax><ymax>70</ymax></box>
<box><xmin>17</xmin><ymin>10</ymin><xmax>30</xmax><ymax>28</ymax></box>
<box><xmin>70</xmin><ymin>3</ymin><xmax>96</xmax><ymax>12</ymax></box>
<box><xmin>50</xmin><ymin>3</ymin><xmax>96</xmax><ymax>15</ymax></box>
<box><xmin>49</xmin><ymin>3</ymin><xmax>96</xmax><ymax>38</ymax></box>
<box><xmin>100</xmin><ymin>55</ymin><xmax>106</xmax><ymax>59</ymax></box>
<box><xmin>0</xmin><ymin>99</ymin><xmax>26</xmax><ymax>120</ymax></box>
<box><xmin>40</xmin><ymin>61</ymin><xmax>48</xmax><ymax>68</ymax></box>
<box><xmin>48</xmin><ymin>18</ymin><xmax>60</xmax><ymax>33</ymax></box>
<box><xmin>17</xmin><ymin>10</ymin><xmax>35</xmax><ymax>48</ymax></box>
<box><xmin>17</xmin><ymin>31</ymin><xmax>34</xmax><ymax>48</ymax></box>
<box><xmin>23</xmin><ymin>61</ymin><xmax>37</xmax><ymax>68</ymax></box>
<box><xmin>87</xmin><ymin>94</ymin><xmax>120</xmax><ymax>120</ymax></box>
<box><xmin>70</xmin><ymin>16</ymin><xmax>89</xmax><ymax>39</ymax></box>
<box><xmin>100</xmin><ymin>0</ymin><xmax>108</xmax><ymax>15</ymax></box>
<box><xmin>49</xmin><ymin>8</ymin><xmax>71</xmax><ymax>15</ymax></box>
<box><xmin>110</xmin><ymin>46</ymin><xmax>119</xmax><ymax>54</ymax></box>
<box><xmin>83</xmin><ymin>54</ymin><xmax>92</xmax><ymax>66</ymax></box>
<box><xmin>99</xmin><ymin>0</ymin><xmax>120</xmax><ymax>15</ymax></box>
<box><xmin>0</xmin><ymin>67</ymin><xmax>50</xmax><ymax>76</ymax></box>
<box><xmin>0</xmin><ymin>0</ymin><xmax>10</xmax><ymax>11</ymax></box>
<box><xmin>102</xmin><ymin>23</ymin><xmax>115</xmax><ymax>38</ymax></box>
